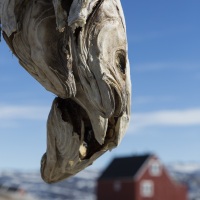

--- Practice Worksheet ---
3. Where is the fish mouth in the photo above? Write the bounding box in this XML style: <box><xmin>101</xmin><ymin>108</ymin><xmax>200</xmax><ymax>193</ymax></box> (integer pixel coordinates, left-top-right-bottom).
<box><xmin>56</xmin><ymin>97</ymin><xmax>119</xmax><ymax>160</ymax></box>
<box><xmin>40</xmin><ymin>95</ymin><xmax>126</xmax><ymax>183</ymax></box>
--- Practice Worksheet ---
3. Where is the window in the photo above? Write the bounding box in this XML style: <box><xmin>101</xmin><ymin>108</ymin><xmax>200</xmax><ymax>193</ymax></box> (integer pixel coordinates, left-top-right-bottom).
<box><xmin>150</xmin><ymin>161</ymin><xmax>162</xmax><ymax>176</ymax></box>
<box><xmin>140</xmin><ymin>180</ymin><xmax>154</xmax><ymax>197</ymax></box>
<box><xmin>113</xmin><ymin>181</ymin><xmax>121</xmax><ymax>192</ymax></box>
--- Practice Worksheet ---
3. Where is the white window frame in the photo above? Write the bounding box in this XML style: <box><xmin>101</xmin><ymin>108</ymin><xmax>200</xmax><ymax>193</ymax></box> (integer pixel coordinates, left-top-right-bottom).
<box><xmin>150</xmin><ymin>161</ymin><xmax>162</xmax><ymax>176</ymax></box>
<box><xmin>140</xmin><ymin>180</ymin><xmax>154</xmax><ymax>197</ymax></box>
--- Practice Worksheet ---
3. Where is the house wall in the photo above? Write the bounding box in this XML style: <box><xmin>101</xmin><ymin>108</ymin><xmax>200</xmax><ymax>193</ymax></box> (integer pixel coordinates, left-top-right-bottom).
<box><xmin>134</xmin><ymin>158</ymin><xmax>187</xmax><ymax>200</ymax></box>
<box><xmin>97</xmin><ymin>179</ymin><xmax>135</xmax><ymax>200</ymax></box>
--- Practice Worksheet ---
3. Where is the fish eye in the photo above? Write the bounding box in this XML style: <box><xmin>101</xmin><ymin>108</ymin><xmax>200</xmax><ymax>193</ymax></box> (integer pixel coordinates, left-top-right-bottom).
<box><xmin>115</xmin><ymin>50</ymin><xmax>126</xmax><ymax>75</ymax></box>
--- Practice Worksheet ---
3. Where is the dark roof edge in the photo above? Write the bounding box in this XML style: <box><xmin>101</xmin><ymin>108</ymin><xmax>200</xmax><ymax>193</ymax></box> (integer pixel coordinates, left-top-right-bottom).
<box><xmin>98</xmin><ymin>153</ymin><xmax>153</xmax><ymax>180</ymax></box>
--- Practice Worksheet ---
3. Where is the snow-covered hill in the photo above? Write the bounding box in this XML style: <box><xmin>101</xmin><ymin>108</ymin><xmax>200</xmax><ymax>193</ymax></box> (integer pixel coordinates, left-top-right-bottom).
<box><xmin>0</xmin><ymin>169</ymin><xmax>100</xmax><ymax>200</ymax></box>
<box><xmin>167</xmin><ymin>163</ymin><xmax>200</xmax><ymax>200</ymax></box>
<box><xmin>1</xmin><ymin>163</ymin><xmax>200</xmax><ymax>200</ymax></box>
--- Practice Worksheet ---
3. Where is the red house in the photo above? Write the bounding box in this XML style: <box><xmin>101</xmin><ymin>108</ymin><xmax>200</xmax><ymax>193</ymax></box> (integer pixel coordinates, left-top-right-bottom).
<box><xmin>97</xmin><ymin>154</ymin><xmax>187</xmax><ymax>200</ymax></box>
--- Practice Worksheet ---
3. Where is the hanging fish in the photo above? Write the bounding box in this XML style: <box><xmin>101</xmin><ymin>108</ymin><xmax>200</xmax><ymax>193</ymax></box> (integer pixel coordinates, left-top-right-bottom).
<box><xmin>0</xmin><ymin>0</ymin><xmax>131</xmax><ymax>183</ymax></box>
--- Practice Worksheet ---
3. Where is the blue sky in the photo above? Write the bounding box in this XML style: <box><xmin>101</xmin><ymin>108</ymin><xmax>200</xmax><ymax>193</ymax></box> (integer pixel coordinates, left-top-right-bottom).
<box><xmin>0</xmin><ymin>0</ymin><xmax>200</xmax><ymax>171</ymax></box>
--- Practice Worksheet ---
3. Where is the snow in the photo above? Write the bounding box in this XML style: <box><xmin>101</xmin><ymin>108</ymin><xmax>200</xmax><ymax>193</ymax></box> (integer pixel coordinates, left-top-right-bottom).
<box><xmin>169</xmin><ymin>163</ymin><xmax>200</xmax><ymax>174</ymax></box>
<box><xmin>1</xmin><ymin>163</ymin><xmax>200</xmax><ymax>200</ymax></box>
<box><xmin>0</xmin><ymin>169</ymin><xmax>100</xmax><ymax>200</ymax></box>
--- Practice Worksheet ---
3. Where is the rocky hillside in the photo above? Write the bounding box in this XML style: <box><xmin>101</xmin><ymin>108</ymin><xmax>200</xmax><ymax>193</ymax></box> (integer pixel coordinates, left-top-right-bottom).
<box><xmin>0</xmin><ymin>169</ymin><xmax>99</xmax><ymax>200</ymax></box>
<box><xmin>168</xmin><ymin>163</ymin><xmax>200</xmax><ymax>200</ymax></box>
<box><xmin>1</xmin><ymin>163</ymin><xmax>200</xmax><ymax>200</ymax></box>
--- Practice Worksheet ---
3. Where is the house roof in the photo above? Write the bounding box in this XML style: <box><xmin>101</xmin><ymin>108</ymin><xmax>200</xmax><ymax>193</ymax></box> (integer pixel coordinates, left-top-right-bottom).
<box><xmin>98</xmin><ymin>154</ymin><xmax>151</xmax><ymax>180</ymax></box>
